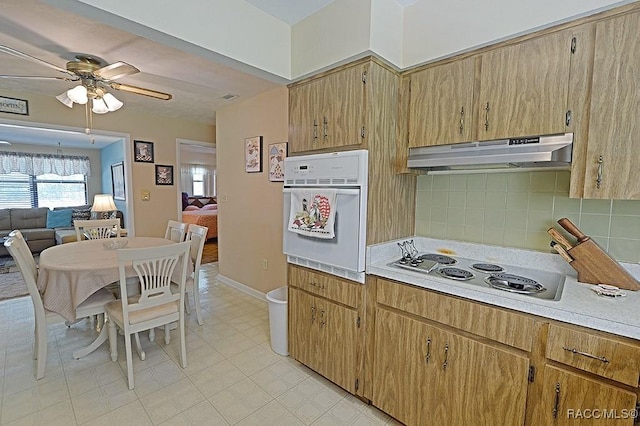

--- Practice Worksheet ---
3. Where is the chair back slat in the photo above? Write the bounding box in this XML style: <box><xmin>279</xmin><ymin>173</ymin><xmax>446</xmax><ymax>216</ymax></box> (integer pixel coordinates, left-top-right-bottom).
<box><xmin>186</xmin><ymin>224</ymin><xmax>208</xmax><ymax>271</ymax></box>
<box><xmin>165</xmin><ymin>220</ymin><xmax>188</xmax><ymax>242</ymax></box>
<box><xmin>74</xmin><ymin>219</ymin><xmax>121</xmax><ymax>241</ymax></box>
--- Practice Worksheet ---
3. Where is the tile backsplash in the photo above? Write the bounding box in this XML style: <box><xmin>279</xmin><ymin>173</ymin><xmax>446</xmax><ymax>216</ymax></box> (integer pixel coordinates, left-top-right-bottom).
<box><xmin>415</xmin><ymin>171</ymin><xmax>640</xmax><ymax>263</ymax></box>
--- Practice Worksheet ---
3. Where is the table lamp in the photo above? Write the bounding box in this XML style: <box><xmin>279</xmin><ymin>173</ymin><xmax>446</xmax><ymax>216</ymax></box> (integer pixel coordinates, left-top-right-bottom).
<box><xmin>91</xmin><ymin>194</ymin><xmax>117</xmax><ymax>219</ymax></box>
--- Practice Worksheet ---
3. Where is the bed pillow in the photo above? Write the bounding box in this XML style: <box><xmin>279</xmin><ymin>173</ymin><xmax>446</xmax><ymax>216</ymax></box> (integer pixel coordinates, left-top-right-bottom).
<box><xmin>184</xmin><ymin>205</ymin><xmax>200</xmax><ymax>211</ymax></box>
<box><xmin>46</xmin><ymin>208</ymin><xmax>73</xmax><ymax>228</ymax></box>
<box><xmin>201</xmin><ymin>204</ymin><xmax>217</xmax><ymax>211</ymax></box>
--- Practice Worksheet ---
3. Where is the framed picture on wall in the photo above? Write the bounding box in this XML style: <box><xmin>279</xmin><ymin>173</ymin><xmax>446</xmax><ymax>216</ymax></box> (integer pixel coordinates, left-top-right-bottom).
<box><xmin>111</xmin><ymin>162</ymin><xmax>126</xmax><ymax>200</ymax></box>
<box><xmin>155</xmin><ymin>164</ymin><xmax>174</xmax><ymax>185</ymax></box>
<box><xmin>245</xmin><ymin>136</ymin><xmax>262</xmax><ymax>173</ymax></box>
<box><xmin>134</xmin><ymin>140</ymin><xmax>154</xmax><ymax>163</ymax></box>
<box><xmin>268</xmin><ymin>142</ymin><xmax>287</xmax><ymax>182</ymax></box>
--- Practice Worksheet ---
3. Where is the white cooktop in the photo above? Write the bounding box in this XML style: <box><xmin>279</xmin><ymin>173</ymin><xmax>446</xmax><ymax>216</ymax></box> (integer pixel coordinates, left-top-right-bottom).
<box><xmin>366</xmin><ymin>237</ymin><xmax>640</xmax><ymax>341</ymax></box>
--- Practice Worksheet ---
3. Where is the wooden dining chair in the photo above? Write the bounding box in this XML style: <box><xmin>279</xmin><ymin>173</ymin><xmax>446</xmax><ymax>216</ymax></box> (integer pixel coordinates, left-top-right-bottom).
<box><xmin>183</xmin><ymin>224</ymin><xmax>208</xmax><ymax>325</ymax></box>
<box><xmin>3</xmin><ymin>237</ymin><xmax>115</xmax><ymax>379</ymax></box>
<box><xmin>106</xmin><ymin>241</ymin><xmax>191</xmax><ymax>390</ymax></box>
<box><xmin>74</xmin><ymin>218</ymin><xmax>121</xmax><ymax>241</ymax></box>
<box><xmin>164</xmin><ymin>220</ymin><xmax>188</xmax><ymax>242</ymax></box>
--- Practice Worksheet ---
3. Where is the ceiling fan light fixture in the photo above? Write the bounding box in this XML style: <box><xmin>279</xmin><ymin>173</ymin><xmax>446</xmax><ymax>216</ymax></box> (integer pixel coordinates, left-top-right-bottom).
<box><xmin>102</xmin><ymin>92</ymin><xmax>123</xmax><ymax>111</ymax></box>
<box><xmin>56</xmin><ymin>91</ymin><xmax>74</xmax><ymax>108</ymax></box>
<box><xmin>91</xmin><ymin>98</ymin><xmax>109</xmax><ymax>114</ymax></box>
<box><xmin>67</xmin><ymin>85</ymin><xmax>88</xmax><ymax>104</ymax></box>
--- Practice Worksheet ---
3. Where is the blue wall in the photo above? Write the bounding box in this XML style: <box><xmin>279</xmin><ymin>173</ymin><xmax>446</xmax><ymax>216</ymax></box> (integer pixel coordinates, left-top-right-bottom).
<box><xmin>100</xmin><ymin>139</ymin><xmax>127</xmax><ymax>223</ymax></box>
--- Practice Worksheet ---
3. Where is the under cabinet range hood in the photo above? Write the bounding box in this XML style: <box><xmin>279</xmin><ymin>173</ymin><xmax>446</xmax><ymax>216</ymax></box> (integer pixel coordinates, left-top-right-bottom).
<box><xmin>407</xmin><ymin>133</ymin><xmax>573</xmax><ymax>172</ymax></box>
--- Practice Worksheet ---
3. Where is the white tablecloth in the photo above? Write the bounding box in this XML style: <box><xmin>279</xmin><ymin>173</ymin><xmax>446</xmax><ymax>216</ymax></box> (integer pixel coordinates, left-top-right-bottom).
<box><xmin>37</xmin><ymin>237</ymin><xmax>182</xmax><ymax>321</ymax></box>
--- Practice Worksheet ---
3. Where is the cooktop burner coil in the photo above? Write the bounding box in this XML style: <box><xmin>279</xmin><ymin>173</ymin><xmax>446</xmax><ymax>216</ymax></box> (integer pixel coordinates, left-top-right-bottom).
<box><xmin>437</xmin><ymin>267</ymin><xmax>474</xmax><ymax>281</ymax></box>
<box><xmin>420</xmin><ymin>254</ymin><xmax>457</xmax><ymax>265</ymax></box>
<box><xmin>471</xmin><ymin>263</ymin><xmax>505</xmax><ymax>273</ymax></box>
<box><xmin>485</xmin><ymin>273</ymin><xmax>546</xmax><ymax>294</ymax></box>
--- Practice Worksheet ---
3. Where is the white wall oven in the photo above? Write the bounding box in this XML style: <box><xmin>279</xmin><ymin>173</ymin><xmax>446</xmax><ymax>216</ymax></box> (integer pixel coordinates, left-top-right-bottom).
<box><xmin>283</xmin><ymin>150</ymin><xmax>368</xmax><ymax>283</ymax></box>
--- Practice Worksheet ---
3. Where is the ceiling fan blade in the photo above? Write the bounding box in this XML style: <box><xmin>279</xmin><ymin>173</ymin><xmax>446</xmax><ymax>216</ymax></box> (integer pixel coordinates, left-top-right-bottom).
<box><xmin>0</xmin><ymin>74</ymin><xmax>78</xmax><ymax>81</ymax></box>
<box><xmin>0</xmin><ymin>44</ymin><xmax>75</xmax><ymax>77</ymax></box>
<box><xmin>94</xmin><ymin>61</ymin><xmax>139</xmax><ymax>81</ymax></box>
<box><xmin>109</xmin><ymin>82</ymin><xmax>172</xmax><ymax>100</ymax></box>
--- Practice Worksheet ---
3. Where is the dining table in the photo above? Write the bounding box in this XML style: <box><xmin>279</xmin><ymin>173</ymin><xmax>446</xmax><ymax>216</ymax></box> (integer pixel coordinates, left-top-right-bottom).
<box><xmin>37</xmin><ymin>236</ymin><xmax>187</xmax><ymax>359</ymax></box>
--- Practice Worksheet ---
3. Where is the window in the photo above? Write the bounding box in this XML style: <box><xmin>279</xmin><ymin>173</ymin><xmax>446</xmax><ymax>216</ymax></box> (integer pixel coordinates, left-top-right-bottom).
<box><xmin>0</xmin><ymin>172</ymin><xmax>87</xmax><ymax>208</ymax></box>
<box><xmin>192</xmin><ymin>173</ymin><xmax>204</xmax><ymax>196</ymax></box>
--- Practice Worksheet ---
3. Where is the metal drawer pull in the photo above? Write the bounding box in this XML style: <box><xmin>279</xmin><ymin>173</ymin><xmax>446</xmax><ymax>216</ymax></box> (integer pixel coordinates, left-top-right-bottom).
<box><xmin>459</xmin><ymin>106</ymin><xmax>465</xmax><ymax>134</ymax></box>
<box><xmin>484</xmin><ymin>102</ymin><xmax>490</xmax><ymax>131</ymax></box>
<box><xmin>596</xmin><ymin>155</ymin><xmax>603</xmax><ymax>189</ymax></box>
<box><xmin>442</xmin><ymin>343</ymin><xmax>449</xmax><ymax>370</ymax></box>
<box><xmin>562</xmin><ymin>346</ymin><xmax>610</xmax><ymax>363</ymax></box>
<box><xmin>553</xmin><ymin>383</ymin><xmax>560</xmax><ymax>418</ymax></box>
<box><xmin>425</xmin><ymin>337</ymin><xmax>431</xmax><ymax>364</ymax></box>
<box><xmin>320</xmin><ymin>310</ymin><xmax>326</xmax><ymax>328</ymax></box>
<box><xmin>313</xmin><ymin>119</ymin><xmax>318</xmax><ymax>140</ymax></box>
<box><xmin>311</xmin><ymin>306</ymin><xmax>316</xmax><ymax>323</ymax></box>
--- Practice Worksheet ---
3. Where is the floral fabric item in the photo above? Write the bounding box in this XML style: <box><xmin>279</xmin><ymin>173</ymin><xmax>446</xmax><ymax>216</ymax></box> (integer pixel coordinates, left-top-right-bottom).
<box><xmin>288</xmin><ymin>189</ymin><xmax>337</xmax><ymax>239</ymax></box>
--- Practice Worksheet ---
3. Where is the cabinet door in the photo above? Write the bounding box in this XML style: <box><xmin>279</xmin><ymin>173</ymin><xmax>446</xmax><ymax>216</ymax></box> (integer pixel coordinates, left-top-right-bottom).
<box><xmin>536</xmin><ymin>365</ymin><xmax>637</xmax><ymax>425</ymax></box>
<box><xmin>322</xmin><ymin>64</ymin><xmax>367</xmax><ymax>150</ymax></box>
<box><xmin>320</xmin><ymin>299</ymin><xmax>359</xmax><ymax>393</ymax></box>
<box><xmin>408</xmin><ymin>57</ymin><xmax>477</xmax><ymax>147</ymax></box>
<box><xmin>288</xmin><ymin>288</ymin><xmax>322</xmax><ymax>372</ymax></box>
<box><xmin>478</xmin><ymin>29</ymin><xmax>573</xmax><ymax>140</ymax></box>
<box><xmin>289</xmin><ymin>79</ymin><xmax>321</xmax><ymax>153</ymax></box>
<box><xmin>583</xmin><ymin>12</ymin><xmax>640</xmax><ymax>199</ymax></box>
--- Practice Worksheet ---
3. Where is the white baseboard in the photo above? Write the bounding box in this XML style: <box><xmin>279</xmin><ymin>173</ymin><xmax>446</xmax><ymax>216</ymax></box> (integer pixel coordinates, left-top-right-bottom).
<box><xmin>216</xmin><ymin>274</ymin><xmax>267</xmax><ymax>303</ymax></box>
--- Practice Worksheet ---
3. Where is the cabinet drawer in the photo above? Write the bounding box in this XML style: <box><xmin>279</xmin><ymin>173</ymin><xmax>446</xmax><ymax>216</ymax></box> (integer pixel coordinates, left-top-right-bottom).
<box><xmin>289</xmin><ymin>265</ymin><xmax>362</xmax><ymax>308</ymax></box>
<box><xmin>546</xmin><ymin>324</ymin><xmax>640</xmax><ymax>387</ymax></box>
<box><xmin>376</xmin><ymin>278</ymin><xmax>534</xmax><ymax>351</ymax></box>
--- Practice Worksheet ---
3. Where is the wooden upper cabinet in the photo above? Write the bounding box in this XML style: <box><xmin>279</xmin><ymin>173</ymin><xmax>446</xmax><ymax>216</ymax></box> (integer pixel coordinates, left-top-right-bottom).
<box><xmin>408</xmin><ymin>57</ymin><xmax>477</xmax><ymax>147</ymax></box>
<box><xmin>583</xmin><ymin>11</ymin><xmax>640</xmax><ymax>199</ymax></box>
<box><xmin>288</xmin><ymin>62</ymin><xmax>368</xmax><ymax>153</ymax></box>
<box><xmin>477</xmin><ymin>28</ymin><xmax>574</xmax><ymax>141</ymax></box>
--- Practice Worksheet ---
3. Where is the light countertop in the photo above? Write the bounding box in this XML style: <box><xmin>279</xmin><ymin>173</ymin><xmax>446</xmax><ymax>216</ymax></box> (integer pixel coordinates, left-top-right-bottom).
<box><xmin>366</xmin><ymin>237</ymin><xmax>640</xmax><ymax>341</ymax></box>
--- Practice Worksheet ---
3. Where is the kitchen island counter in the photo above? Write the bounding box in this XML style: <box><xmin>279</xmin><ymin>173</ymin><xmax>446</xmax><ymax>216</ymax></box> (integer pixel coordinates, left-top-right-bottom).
<box><xmin>367</xmin><ymin>237</ymin><xmax>640</xmax><ymax>341</ymax></box>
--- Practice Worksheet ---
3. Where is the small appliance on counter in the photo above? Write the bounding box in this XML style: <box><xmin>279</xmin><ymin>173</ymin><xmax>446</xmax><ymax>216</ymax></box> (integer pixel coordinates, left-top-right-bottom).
<box><xmin>548</xmin><ymin>218</ymin><xmax>640</xmax><ymax>291</ymax></box>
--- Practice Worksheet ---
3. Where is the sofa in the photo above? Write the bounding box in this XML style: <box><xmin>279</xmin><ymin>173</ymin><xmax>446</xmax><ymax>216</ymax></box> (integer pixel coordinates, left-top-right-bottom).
<box><xmin>0</xmin><ymin>205</ymin><xmax>124</xmax><ymax>256</ymax></box>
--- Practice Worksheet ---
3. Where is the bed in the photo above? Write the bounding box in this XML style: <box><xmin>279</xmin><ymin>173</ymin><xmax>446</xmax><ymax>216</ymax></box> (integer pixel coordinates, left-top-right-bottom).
<box><xmin>182</xmin><ymin>206</ymin><xmax>218</xmax><ymax>240</ymax></box>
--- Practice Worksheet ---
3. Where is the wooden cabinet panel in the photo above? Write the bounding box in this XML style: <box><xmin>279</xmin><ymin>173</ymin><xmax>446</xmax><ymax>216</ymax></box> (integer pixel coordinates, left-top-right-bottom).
<box><xmin>408</xmin><ymin>57</ymin><xmax>477</xmax><ymax>147</ymax></box>
<box><xmin>547</xmin><ymin>324</ymin><xmax>640</xmax><ymax>387</ymax></box>
<box><xmin>376</xmin><ymin>278</ymin><xmax>534</xmax><ymax>351</ymax></box>
<box><xmin>535</xmin><ymin>365</ymin><xmax>637</xmax><ymax>425</ymax></box>
<box><xmin>321</xmin><ymin>299</ymin><xmax>358</xmax><ymax>393</ymax></box>
<box><xmin>289</xmin><ymin>287</ymin><xmax>322</xmax><ymax>372</ymax></box>
<box><xmin>583</xmin><ymin>11</ymin><xmax>640</xmax><ymax>199</ymax></box>
<box><xmin>289</xmin><ymin>265</ymin><xmax>362</xmax><ymax>308</ymax></box>
<box><xmin>477</xmin><ymin>29</ymin><xmax>573</xmax><ymax>141</ymax></box>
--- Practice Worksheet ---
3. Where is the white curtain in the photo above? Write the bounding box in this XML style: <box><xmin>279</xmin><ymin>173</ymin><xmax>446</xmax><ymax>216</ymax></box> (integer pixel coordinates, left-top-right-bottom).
<box><xmin>0</xmin><ymin>151</ymin><xmax>91</xmax><ymax>176</ymax></box>
<box><xmin>180</xmin><ymin>164</ymin><xmax>215</xmax><ymax>196</ymax></box>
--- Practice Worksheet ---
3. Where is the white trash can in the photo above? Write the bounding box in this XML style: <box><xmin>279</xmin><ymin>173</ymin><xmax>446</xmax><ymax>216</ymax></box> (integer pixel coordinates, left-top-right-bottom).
<box><xmin>265</xmin><ymin>286</ymin><xmax>288</xmax><ymax>356</ymax></box>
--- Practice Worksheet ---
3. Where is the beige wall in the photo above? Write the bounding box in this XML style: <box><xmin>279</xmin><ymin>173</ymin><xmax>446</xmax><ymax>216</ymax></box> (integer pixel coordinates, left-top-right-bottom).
<box><xmin>215</xmin><ymin>87</ymin><xmax>288</xmax><ymax>294</ymax></box>
<box><xmin>0</xmin><ymin>89</ymin><xmax>215</xmax><ymax>237</ymax></box>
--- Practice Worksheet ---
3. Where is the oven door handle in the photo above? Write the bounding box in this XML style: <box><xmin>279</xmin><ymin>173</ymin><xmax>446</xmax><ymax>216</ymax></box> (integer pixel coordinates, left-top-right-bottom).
<box><xmin>283</xmin><ymin>188</ymin><xmax>360</xmax><ymax>196</ymax></box>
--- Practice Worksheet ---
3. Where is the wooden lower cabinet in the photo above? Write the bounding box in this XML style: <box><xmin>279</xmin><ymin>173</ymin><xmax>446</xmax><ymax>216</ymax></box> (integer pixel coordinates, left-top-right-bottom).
<box><xmin>373</xmin><ymin>308</ymin><xmax>530</xmax><ymax>426</ymax></box>
<box><xmin>533</xmin><ymin>365</ymin><xmax>637</xmax><ymax>425</ymax></box>
<box><xmin>288</xmin><ymin>286</ymin><xmax>359</xmax><ymax>393</ymax></box>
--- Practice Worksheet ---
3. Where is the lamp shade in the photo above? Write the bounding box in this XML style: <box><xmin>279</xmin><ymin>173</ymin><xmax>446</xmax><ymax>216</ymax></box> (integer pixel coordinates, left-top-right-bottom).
<box><xmin>92</xmin><ymin>98</ymin><xmax>109</xmax><ymax>114</ymax></box>
<box><xmin>67</xmin><ymin>85</ymin><xmax>88</xmax><ymax>104</ymax></box>
<box><xmin>102</xmin><ymin>93</ymin><xmax>123</xmax><ymax>111</ymax></box>
<box><xmin>56</xmin><ymin>92</ymin><xmax>74</xmax><ymax>108</ymax></box>
<box><xmin>91</xmin><ymin>194</ymin><xmax>117</xmax><ymax>212</ymax></box>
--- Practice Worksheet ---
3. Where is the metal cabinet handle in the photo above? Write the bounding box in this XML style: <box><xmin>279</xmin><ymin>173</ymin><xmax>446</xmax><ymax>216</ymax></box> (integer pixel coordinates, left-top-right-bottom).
<box><xmin>442</xmin><ymin>343</ymin><xmax>449</xmax><ymax>370</ymax></box>
<box><xmin>313</xmin><ymin>119</ymin><xmax>318</xmax><ymax>140</ymax></box>
<box><xmin>553</xmin><ymin>383</ymin><xmax>560</xmax><ymax>418</ymax></box>
<box><xmin>323</xmin><ymin>117</ymin><xmax>328</xmax><ymax>138</ymax></box>
<box><xmin>459</xmin><ymin>107</ymin><xmax>465</xmax><ymax>134</ymax></box>
<box><xmin>320</xmin><ymin>310</ymin><xmax>326</xmax><ymax>328</ymax></box>
<box><xmin>425</xmin><ymin>337</ymin><xmax>431</xmax><ymax>364</ymax></box>
<box><xmin>484</xmin><ymin>102</ymin><xmax>490</xmax><ymax>131</ymax></box>
<box><xmin>310</xmin><ymin>281</ymin><xmax>325</xmax><ymax>290</ymax></box>
<box><xmin>563</xmin><ymin>346</ymin><xmax>610</xmax><ymax>363</ymax></box>
<box><xmin>596</xmin><ymin>155</ymin><xmax>603</xmax><ymax>189</ymax></box>
<box><xmin>310</xmin><ymin>306</ymin><xmax>316</xmax><ymax>323</ymax></box>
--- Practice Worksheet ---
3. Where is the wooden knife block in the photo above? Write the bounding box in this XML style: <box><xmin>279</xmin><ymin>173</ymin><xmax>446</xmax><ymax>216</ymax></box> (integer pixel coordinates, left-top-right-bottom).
<box><xmin>566</xmin><ymin>239</ymin><xmax>640</xmax><ymax>291</ymax></box>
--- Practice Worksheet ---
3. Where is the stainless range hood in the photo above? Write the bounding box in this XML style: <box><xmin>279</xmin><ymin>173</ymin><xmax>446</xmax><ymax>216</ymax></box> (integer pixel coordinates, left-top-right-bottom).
<box><xmin>407</xmin><ymin>133</ymin><xmax>573</xmax><ymax>172</ymax></box>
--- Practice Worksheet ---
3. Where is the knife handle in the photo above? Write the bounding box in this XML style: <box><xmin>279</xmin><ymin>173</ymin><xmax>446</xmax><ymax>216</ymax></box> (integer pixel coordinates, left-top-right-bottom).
<box><xmin>547</xmin><ymin>228</ymin><xmax>573</xmax><ymax>251</ymax></box>
<box><xmin>557</xmin><ymin>218</ymin><xmax>589</xmax><ymax>243</ymax></box>
<box><xmin>551</xmin><ymin>241</ymin><xmax>574</xmax><ymax>263</ymax></box>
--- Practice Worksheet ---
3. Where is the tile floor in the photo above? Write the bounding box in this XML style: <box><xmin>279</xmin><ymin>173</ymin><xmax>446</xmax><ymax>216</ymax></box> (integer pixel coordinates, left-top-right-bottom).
<box><xmin>0</xmin><ymin>263</ymin><xmax>399</xmax><ymax>425</ymax></box>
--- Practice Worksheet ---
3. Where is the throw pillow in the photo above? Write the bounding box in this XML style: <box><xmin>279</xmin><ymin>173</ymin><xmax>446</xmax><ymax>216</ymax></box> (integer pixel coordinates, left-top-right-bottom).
<box><xmin>184</xmin><ymin>205</ymin><xmax>200</xmax><ymax>211</ymax></box>
<box><xmin>189</xmin><ymin>199</ymin><xmax>204</xmax><ymax>208</ymax></box>
<box><xmin>71</xmin><ymin>209</ymin><xmax>92</xmax><ymax>224</ymax></box>
<box><xmin>201</xmin><ymin>204</ymin><xmax>217</xmax><ymax>211</ymax></box>
<box><xmin>46</xmin><ymin>209</ymin><xmax>73</xmax><ymax>228</ymax></box>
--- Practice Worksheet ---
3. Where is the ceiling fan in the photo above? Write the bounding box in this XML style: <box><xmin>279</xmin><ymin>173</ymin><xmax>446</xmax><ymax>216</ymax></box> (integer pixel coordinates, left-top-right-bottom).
<box><xmin>0</xmin><ymin>44</ymin><xmax>172</xmax><ymax>114</ymax></box>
